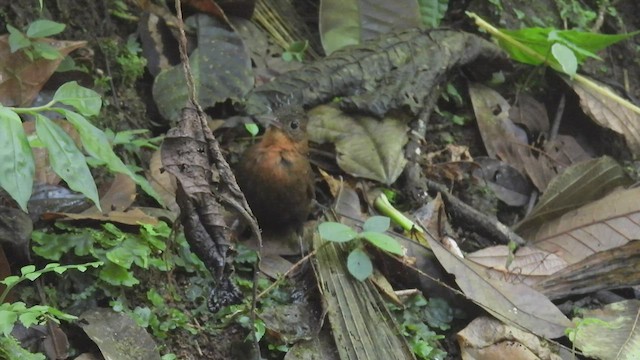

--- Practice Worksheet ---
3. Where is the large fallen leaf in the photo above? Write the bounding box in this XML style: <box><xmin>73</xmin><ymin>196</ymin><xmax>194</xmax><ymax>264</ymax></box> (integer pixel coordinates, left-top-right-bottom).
<box><xmin>457</xmin><ymin>317</ymin><xmax>563</xmax><ymax>360</ymax></box>
<box><xmin>0</xmin><ymin>36</ymin><xmax>86</xmax><ymax>106</ymax></box>
<box><xmin>469</xmin><ymin>83</ymin><xmax>557</xmax><ymax>191</ymax></box>
<box><xmin>319</xmin><ymin>0</ymin><xmax>420</xmax><ymax>55</ymax></box>
<box><xmin>80</xmin><ymin>308</ymin><xmax>160</xmax><ymax>360</ymax></box>
<box><xmin>153</xmin><ymin>14</ymin><xmax>253</xmax><ymax>122</ymax></box>
<box><xmin>570</xmin><ymin>300</ymin><xmax>640</xmax><ymax>360</ymax></box>
<box><xmin>466</xmin><ymin>245</ymin><xmax>568</xmax><ymax>286</ymax></box>
<box><xmin>515</xmin><ymin>156</ymin><xmax>631</xmax><ymax>236</ymax></box>
<box><xmin>426</xmin><ymin>235</ymin><xmax>573</xmax><ymax>338</ymax></box>
<box><xmin>569</xmin><ymin>76</ymin><xmax>640</xmax><ymax>156</ymax></box>
<box><xmin>308</xmin><ymin>104</ymin><xmax>408</xmax><ymax>184</ymax></box>
<box><xmin>527</xmin><ymin>187</ymin><xmax>640</xmax><ymax>264</ymax></box>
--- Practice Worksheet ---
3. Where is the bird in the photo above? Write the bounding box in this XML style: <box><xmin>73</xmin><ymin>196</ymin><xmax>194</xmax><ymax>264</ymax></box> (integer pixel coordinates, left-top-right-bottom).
<box><xmin>236</xmin><ymin>106</ymin><xmax>314</xmax><ymax>235</ymax></box>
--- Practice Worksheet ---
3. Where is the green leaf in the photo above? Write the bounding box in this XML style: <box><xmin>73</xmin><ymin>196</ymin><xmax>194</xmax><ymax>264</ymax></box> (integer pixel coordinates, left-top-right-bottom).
<box><xmin>54</xmin><ymin>82</ymin><xmax>102</xmax><ymax>116</ymax></box>
<box><xmin>1</xmin><ymin>276</ymin><xmax>20</xmax><ymax>286</ymax></box>
<box><xmin>361</xmin><ymin>231</ymin><xmax>404</xmax><ymax>255</ymax></box>
<box><xmin>244</xmin><ymin>123</ymin><xmax>259</xmax><ymax>137</ymax></box>
<box><xmin>0</xmin><ymin>309</ymin><xmax>18</xmax><ymax>336</ymax></box>
<box><xmin>18</xmin><ymin>309</ymin><xmax>43</xmax><ymax>328</ymax></box>
<box><xmin>62</xmin><ymin>109</ymin><xmax>164</xmax><ymax>206</ymax></box>
<box><xmin>35</xmin><ymin>114</ymin><xmax>101</xmax><ymax>209</ymax></box>
<box><xmin>318</xmin><ymin>222</ymin><xmax>357</xmax><ymax>242</ymax></box>
<box><xmin>26</xmin><ymin>19</ymin><xmax>66</xmax><ymax>38</ymax></box>
<box><xmin>0</xmin><ymin>107</ymin><xmax>35</xmax><ymax>212</ymax></box>
<box><xmin>7</xmin><ymin>25</ymin><xmax>31</xmax><ymax>53</ymax></box>
<box><xmin>551</xmin><ymin>43</ymin><xmax>577</xmax><ymax>77</ymax></box>
<box><xmin>347</xmin><ymin>248</ymin><xmax>373</xmax><ymax>281</ymax></box>
<box><xmin>362</xmin><ymin>216</ymin><xmax>390</xmax><ymax>233</ymax></box>
<box><xmin>20</xmin><ymin>265</ymin><xmax>36</xmax><ymax>276</ymax></box>
<box><xmin>32</xmin><ymin>41</ymin><xmax>62</xmax><ymax>60</ymax></box>
<box><xmin>498</xmin><ymin>27</ymin><xmax>639</xmax><ymax>68</ymax></box>
<box><xmin>418</xmin><ymin>0</ymin><xmax>449</xmax><ymax>28</ymax></box>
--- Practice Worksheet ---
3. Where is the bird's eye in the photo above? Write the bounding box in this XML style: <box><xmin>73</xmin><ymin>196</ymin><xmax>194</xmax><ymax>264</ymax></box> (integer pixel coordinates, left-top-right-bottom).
<box><xmin>290</xmin><ymin>120</ymin><xmax>300</xmax><ymax>130</ymax></box>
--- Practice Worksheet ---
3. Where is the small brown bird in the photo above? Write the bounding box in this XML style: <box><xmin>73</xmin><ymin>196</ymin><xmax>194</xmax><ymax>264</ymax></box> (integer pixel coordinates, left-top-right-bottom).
<box><xmin>236</xmin><ymin>106</ymin><xmax>314</xmax><ymax>234</ymax></box>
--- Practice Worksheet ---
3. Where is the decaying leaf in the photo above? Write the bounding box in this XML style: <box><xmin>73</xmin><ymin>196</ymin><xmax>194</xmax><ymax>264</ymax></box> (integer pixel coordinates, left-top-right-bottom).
<box><xmin>469</xmin><ymin>82</ymin><xmax>557</xmax><ymax>192</ymax></box>
<box><xmin>426</xmin><ymin>234</ymin><xmax>573</xmax><ymax>338</ymax></box>
<box><xmin>569</xmin><ymin>76</ymin><xmax>640</xmax><ymax>157</ymax></box>
<box><xmin>528</xmin><ymin>187</ymin><xmax>640</xmax><ymax>265</ymax></box>
<box><xmin>466</xmin><ymin>245</ymin><xmax>568</xmax><ymax>286</ymax></box>
<box><xmin>308</xmin><ymin>104</ymin><xmax>408</xmax><ymax>184</ymax></box>
<box><xmin>319</xmin><ymin>0</ymin><xmax>421</xmax><ymax>55</ymax></box>
<box><xmin>457</xmin><ymin>317</ymin><xmax>563</xmax><ymax>360</ymax></box>
<box><xmin>80</xmin><ymin>308</ymin><xmax>161</xmax><ymax>360</ymax></box>
<box><xmin>515</xmin><ymin>156</ymin><xmax>631</xmax><ymax>236</ymax></box>
<box><xmin>0</xmin><ymin>36</ymin><xmax>86</xmax><ymax>106</ymax></box>
<box><xmin>153</xmin><ymin>14</ymin><xmax>253</xmax><ymax>123</ymax></box>
<box><xmin>569</xmin><ymin>299</ymin><xmax>640</xmax><ymax>360</ymax></box>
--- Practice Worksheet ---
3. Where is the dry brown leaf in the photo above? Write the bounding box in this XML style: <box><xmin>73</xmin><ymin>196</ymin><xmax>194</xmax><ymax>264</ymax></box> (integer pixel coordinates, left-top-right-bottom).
<box><xmin>426</xmin><ymin>235</ymin><xmax>572</xmax><ymax>338</ymax></box>
<box><xmin>457</xmin><ymin>317</ymin><xmax>563</xmax><ymax>360</ymax></box>
<box><xmin>148</xmin><ymin>149</ymin><xmax>179</xmax><ymax>213</ymax></box>
<box><xmin>469</xmin><ymin>83</ymin><xmax>557</xmax><ymax>191</ymax></box>
<box><xmin>56</xmin><ymin>208</ymin><xmax>158</xmax><ymax>226</ymax></box>
<box><xmin>570</xmin><ymin>76</ymin><xmax>640</xmax><ymax>156</ymax></box>
<box><xmin>466</xmin><ymin>246</ymin><xmax>568</xmax><ymax>286</ymax></box>
<box><xmin>0</xmin><ymin>36</ymin><xmax>86</xmax><ymax>106</ymax></box>
<box><xmin>528</xmin><ymin>187</ymin><xmax>640</xmax><ymax>264</ymax></box>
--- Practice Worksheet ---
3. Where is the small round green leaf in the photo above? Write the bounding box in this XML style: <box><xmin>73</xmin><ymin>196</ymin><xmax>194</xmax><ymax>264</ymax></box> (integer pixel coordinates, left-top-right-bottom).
<box><xmin>318</xmin><ymin>222</ymin><xmax>357</xmax><ymax>242</ymax></box>
<box><xmin>347</xmin><ymin>248</ymin><xmax>373</xmax><ymax>281</ymax></box>
<box><xmin>362</xmin><ymin>216</ymin><xmax>390</xmax><ymax>233</ymax></box>
<box><xmin>244</xmin><ymin>123</ymin><xmax>259</xmax><ymax>137</ymax></box>
<box><xmin>551</xmin><ymin>43</ymin><xmax>577</xmax><ymax>77</ymax></box>
<box><xmin>361</xmin><ymin>231</ymin><xmax>404</xmax><ymax>256</ymax></box>
<box><xmin>26</xmin><ymin>19</ymin><xmax>66</xmax><ymax>38</ymax></box>
<box><xmin>20</xmin><ymin>265</ymin><xmax>36</xmax><ymax>276</ymax></box>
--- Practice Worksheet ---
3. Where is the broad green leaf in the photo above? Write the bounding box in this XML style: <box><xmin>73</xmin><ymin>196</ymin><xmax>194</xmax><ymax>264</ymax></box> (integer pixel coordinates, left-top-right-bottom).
<box><xmin>6</xmin><ymin>25</ymin><xmax>30</xmax><ymax>53</ymax></box>
<box><xmin>551</xmin><ymin>43</ymin><xmax>577</xmax><ymax>77</ymax></box>
<box><xmin>32</xmin><ymin>41</ymin><xmax>62</xmax><ymax>60</ymax></box>
<box><xmin>347</xmin><ymin>248</ymin><xmax>373</xmax><ymax>281</ymax></box>
<box><xmin>418</xmin><ymin>0</ymin><xmax>449</xmax><ymax>28</ymax></box>
<box><xmin>54</xmin><ymin>82</ymin><xmax>102</xmax><ymax>116</ymax></box>
<box><xmin>498</xmin><ymin>27</ymin><xmax>639</xmax><ymax>68</ymax></box>
<box><xmin>318</xmin><ymin>222</ymin><xmax>358</xmax><ymax>242</ymax></box>
<box><xmin>26</xmin><ymin>19</ymin><xmax>66</xmax><ymax>38</ymax></box>
<box><xmin>0</xmin><ymin>310</ymin><xmax>18</xmax><ymax>336</ymax></box>
<box><xmin>244</xmin><ymin>123</ymin><xmax>259</xmax><ymax>137</ymax></box>
<box><xmin>18</xmin><ymin>310</ymin><xmax>43</xmax><ymax>328</ymax></box>
<box><xmin>62</xmin><ymin>110</ymin><xmax>163</xmax><ymax>206</ymax></box>
<box><xmin>361</xmin><ymin>231</ymin><xmax>404</xmax><ymax>255</ymax></box>
<box><xmin>0</xmin><ymin>107</ymin><xmax>35</xmax><ymax>212</ymax></box>
<box><xmin>20</xmin><ymin>265</ymin><xmax>36</xmax><ymax>276</ymax></box>
<box><xmin>35</xmin><ymin>114</ymin><xmax>101</xmax><ymax>209</ymax></box>
<box><xmin>362</xmin><ymin>216</ymin><xmax>390</xmax><ymax>233</ymax></box>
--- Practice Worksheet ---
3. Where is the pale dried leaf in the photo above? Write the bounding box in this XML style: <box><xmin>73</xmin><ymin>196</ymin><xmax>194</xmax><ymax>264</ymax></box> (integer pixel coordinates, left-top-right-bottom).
<box><xmin>570</xmin><ymin>76</ymin><xmax>640</xmax><ymax>156</ymax></box>
<box><xmin>426</xmin><ymin>235</ymin><xmax>572</xmax><ymax>338</ymax></box>
<box><xmin>467</xmin><ymin>246</ymin><xmax>568</xmax><ymax>286</ymax></box>
<box><xmin>528</xmin><ymin>187</ymin><xmax>640</xmax><ymax>264</ymax></box>
<box><xmin>469</xmin><ymin>83</ymin><xmax>557</xmax><ymax>191</ymax></box>
<box><xmin>516</xmin><ymin>156</ymin><xmax>631</xmax><ymax>236</ymax></box>
<box><xmin>457</xmin><ymin>317</ymin><xmax>563</xmax><ymax>360</ymax></box>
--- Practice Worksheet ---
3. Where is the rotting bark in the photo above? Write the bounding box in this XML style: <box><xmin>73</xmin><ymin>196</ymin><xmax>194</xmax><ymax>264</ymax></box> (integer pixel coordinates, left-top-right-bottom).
<box><xmin>243</xmin><ymin>29</ymin><xmax>503</xmax><ymax>118</ymax></box>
